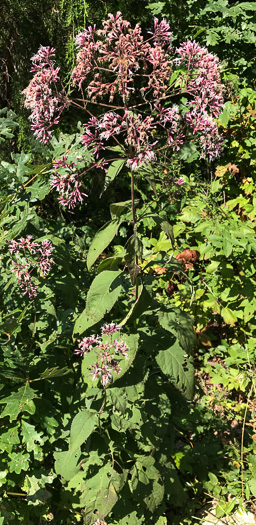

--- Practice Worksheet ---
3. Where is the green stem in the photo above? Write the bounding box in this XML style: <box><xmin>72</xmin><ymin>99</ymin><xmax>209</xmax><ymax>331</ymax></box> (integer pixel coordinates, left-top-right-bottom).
<box><xmin>131</xmin><ymin>169</ymin><xmax>139</xmax><ymax>301</ymax></box>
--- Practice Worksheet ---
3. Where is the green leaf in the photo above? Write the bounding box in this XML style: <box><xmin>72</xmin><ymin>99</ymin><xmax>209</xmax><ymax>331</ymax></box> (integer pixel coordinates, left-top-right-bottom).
<box><xmin>192</xmin><ymin>27</ymin><xmax>207</xmax><ymax>39</ymax></box>
<box><xmin>161</xmin><ymin>221</ymin><xmax>175</xmax><ymax>248</ymax></box>
<box><xmin>69</xmin><ymin>410</ymin><xmax>98</xmax><ymax>454</ymax></box>
<box><xmin>169</xmin><ymin>69</ymin><xmax>182</xmax><ymax>87</ymax></box>
<box><xmin>54</xmin><ymin>449</ymin><xmax>81</xmax><ymax>481</ymax></box>
<box><xmin>238</xmin><ymin>2</ymin><xmax>256</xmax><ymax>10</ymax></box>
<box><xmin>146</xmin><ymin>1</ymin><xmax>166</xmax><ymax>15</ymax></box>
<box><xmin>0</xmin><ymin>425</ymin><xmax>20</xmax><ymax>453</ymax></box>
<box><xmin>125</xmin><ymin>234</ymin><xmax>143</xmax><ymax>285</ymax></box>
<box><xmin>110</xmin><ymin>200</ymin><xmax>132</xmax><ymax>220</ymax></box>
<box><xmin>156</xmin><ymin>339</ymin><xmax>194</xmax><ymax>399</ymax></box>
<box><xmin>26</xmin><ymin>475</ymin><xmax>52</xmax><ymax>506</ymax></box>
<box><xmin>144</xmin><ymin>480</ymin><xmax>165</xmax><ymax>512</ymax></box>
<box><xmin>129</xmin><ymin>456</ymin><xmax>164</xmax><ymax>512</ymax></box>
<box><xmin>73</xmin><ymin>270</ymin><xmax>123</xmax><ymax>336</ymax></box>
<box><xmin>206</xmin><ymin>261</ymin><xmax>220</xmax><ymax>273</ymax></box>
<box><xmin>221</xmin><ymin>307</ymin><xmax>237</xmax><ymax>326</ymax></box>
<box><xmin>178</xmin><ymin>142</ymin><xmax>199</xmax><ymax>162</ymax></box>
<box><xmin>79</xmin><ymin>463</ymin><xmax>119</xmax><ymax>520</ymax></box>
<box><xmin>87</xmin><ymin>220</ymin><xmax>121</xmax><ymax>270</ymax></box>
<box><xmin>0</xmin><ymin>384</ymin><xmax>37</xmax><ymax>421</ymax></box>
<box><xmin>218</xmin><ymin>101</ymin><xmax>237</xmax><ymax>127</ymax></box>
<box><xmin>9</xmin><ymin>451</ymin><xmax>30</xmax><ymax>474</ymax></box>
<box><xmin>107</xmin><ymin>388</ymin><xmax>127</xmax><ymax>413</ymax></box>
<box><xmin>25</xmin><ymin>179</ymin><xmax>50</xmax><ymax>201</ymax></box>
<box><xmin>248</xmin><ymin>479</ymin><xmax>256</xmax><ymax>497</ymax></box>
<box><xmin>39</xmin><ymin>367</ymin><xmax>70</xmax><ymax>380</ymax></box>
<box><xmin>181</xmin><ymin>205</ymin><xmax>204</xmax><ymax>223</ymax></box>
<box><xmin>101</xmin><ymin>158</ymin><xmax>126</xmax><ymax>194</ymax></box>
<box><xmin>158</xmin><ymin>308</ymin><xmax>196</xmax><ymax>353</ymax></box>
<box><xmin>120</xmin><ymin>284</ymin><xmax>152</xmax><ymax>326</ymax></box>
<box><xmin>112</xmin><ymin>333</ymin><xmax>139</xmax><ymax>384</ymax></box>
<box><xmin>21</xmin><ymin>421</ymin><xmax>44</xmax><ymax>456</ymax></box>
<box><xmin>105</xmin><ymin>145</ymin><xmax>125</xmax><ymax>153</ymax></box>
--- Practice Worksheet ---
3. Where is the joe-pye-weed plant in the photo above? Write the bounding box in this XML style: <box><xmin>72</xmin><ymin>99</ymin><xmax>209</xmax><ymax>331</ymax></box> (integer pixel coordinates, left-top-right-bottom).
<box><xmin>0</xmin><ymin>12</ymin><xmax>230</xmax><ymax>524</ymax></box>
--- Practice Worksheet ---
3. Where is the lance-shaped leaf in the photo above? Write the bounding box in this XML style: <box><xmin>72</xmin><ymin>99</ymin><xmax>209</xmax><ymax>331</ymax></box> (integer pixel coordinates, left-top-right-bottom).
<box><xmin>161</xmin><ymin>221</ymin><xmax>175</xmax><ymax>248</ymax></box>
<box><xmin>69</xmin><ymin>410</ymin><xmax>98</xmax><ymax>455</ymax></box>
<box><xmin>39</xmin><ymin>366</ymin><xmax>70</xmax><ymax>380</ymax></box>
<box><xmin>101</xmin><ymin>158</ymin><xmax>126</xmax><ymax>194</ymax></box>
<box><xmin>73</xmin><ymin>270</ymin><xmax>123</xmax><ymax>336</ymax></box>
<box><xmin>120</xmin><ymin>284</ymin><xmax>152</xmax><ymax>326</ymax></box>
<box><xmin>125</xmin><ymin>233</ymin><xmax>143</xmax><ymax>285</ymax></box>
<box><xmin>110</xmin><ymin>199</ymin><xmax>132</xmax><ymax>220</ymax></box>
<box><xmin>54</xmin><ymin>409</ymin><xmax>98</xmax><ymax>481</ymax></box>
<box><xmin>87</xmin><ymin>219</ymin><xmax>121</xmax><ymax>270</ymax></box>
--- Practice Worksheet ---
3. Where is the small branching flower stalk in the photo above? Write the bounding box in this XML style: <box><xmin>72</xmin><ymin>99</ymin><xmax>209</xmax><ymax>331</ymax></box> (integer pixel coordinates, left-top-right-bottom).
<box><xmin>50</xmin><ymin>155</ymin><xmax>88</xmax><ymax>209</ymax></box>
<box><xmin>75</xmin><ymin>323</ymin><xmax>128</xmax><ymax>386</ymax></box>
<box><xmin>9</xmin><ymin>236</ymin><xmax>54</xmax><ymax>298</ymax></box>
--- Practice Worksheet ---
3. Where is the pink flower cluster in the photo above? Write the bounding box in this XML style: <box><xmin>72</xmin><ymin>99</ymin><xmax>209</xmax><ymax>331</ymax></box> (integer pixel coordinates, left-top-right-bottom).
<box><xmin>71</xmin><ymin>13</ymin><xmax>174</xmax><ymax>104</ymax></box>
<box><xmin>50</xmin><ymin>156</ymin><xmax>87</xmax><ymax>209</ymax></box>
<box><xmin>23</xmin><ymin>46</ymin><xmax>67</xmax><ymax>143</ymax></box>
<box><xmin>75</xmin><ymin>323</ymin><xmax>128</xmax><ymax>387</ymax></box>
<box><xmin>81</xmin><ymin>111</ymin><xmax>156</xmax><ymax>171</ymax></box>
<box><xmin>175</xmin><ymin>177</ymin><xmax>185</xmax><ymax>185</ymax></box>
<box><xmin>185</xmin><ymin>111</ymin><xmax>224</xmax><ymax>160</ymax></box>
<box><xmin>24</xmin><ymin>14</ymin><xmax>225</xmax><ymax>166</ymax></box>
<box><xmin>72</xmin><ymin>14</ymin><xmax>224</xmax><ymax>167</ymax></box>
<box><xmin>9</xmin><ymin>236</ymin><xmax>54</xmax><ymax>298</ymax></box>
<box><xmin>175</xmin><ymin>40</ymin><xmax>224</xmax><ymax>159</ymax></box>
<box><xmin>176</xmin><ymin>40</ymin><xmax>223</xmax><ymax>117</ymax></box>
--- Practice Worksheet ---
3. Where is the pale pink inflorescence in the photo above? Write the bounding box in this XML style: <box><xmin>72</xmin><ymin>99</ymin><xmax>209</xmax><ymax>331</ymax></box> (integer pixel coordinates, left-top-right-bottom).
<box><xmin>175</xmin><ymin>177</ymin><xmax>185</xmax><ymax>185</ymax></box>
<box><xmin>50</xmin><ymin>156</ymin><xmax>87</xmax><ymax>209</ymax></box>
<box><xmin>71</xmin><ymin>13</ymin><xmax>224</xmax><ymax>170</ymax></box>
<box><xmin>25</xmin><ymin>14</ymin><xmax>225</xmax><ymax>171</ymax></box>
<box><xmin>9</xmin><ymin>236</ymin><xmax>54</xmax><ymax>298</ymax></box>
<box><xmin>23</xmin><ymin>46</ymin><xmax>67</xmax><ymax>143</ymax></box>
<box><xmin>176</xmin><ymin>40</ymin><xmax>225</xmax><ymax>159</ymax></box>
<box><xmin>75</xmin><ymin>323</ymin><xmax>128</xmax><ymax>386</ymax></box>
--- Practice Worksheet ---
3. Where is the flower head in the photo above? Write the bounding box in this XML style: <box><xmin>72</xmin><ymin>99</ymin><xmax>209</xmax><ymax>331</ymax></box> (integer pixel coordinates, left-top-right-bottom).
<box><xmin>75</xmin><ymin>324</ymin><xmax>128</xmax><ymax>386</ymax></box>
<box><xmin>23</xmin><ymin>46</ymin><xmax>67</xmax><ymax>143</ymax></box>
<box><xmin>9</xmin><ymin>236</ymin><xmax>54</xmax><ymax>298</ymax></box>
<box><xmin>51</xmin><ymin>155</ymin><xmax>87</xmax><ymax>208</ymax></box>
